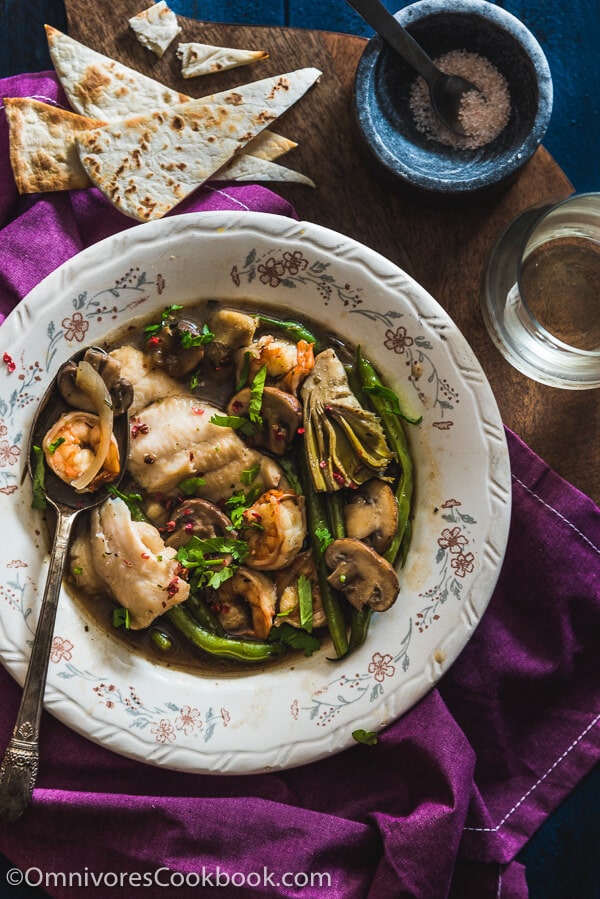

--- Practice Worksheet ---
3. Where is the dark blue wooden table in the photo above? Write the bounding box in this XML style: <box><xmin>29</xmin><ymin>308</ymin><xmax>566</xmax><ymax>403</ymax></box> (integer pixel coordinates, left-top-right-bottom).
<box><xmin>0</xmin><ymin>1</ymin><xmax>598</xmax><ymax>897</ymax></box>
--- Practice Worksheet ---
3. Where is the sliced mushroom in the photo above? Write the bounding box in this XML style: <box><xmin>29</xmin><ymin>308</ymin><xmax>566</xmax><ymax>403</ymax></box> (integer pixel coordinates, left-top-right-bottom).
<box><xmin>146</xmin><ymin>316</ymin><xmax>207</xmax><ymax>377</ymax></box>
<box><xmin>164</xmin><ymin>498</ymin><xmax>234</xmax><ymax>549</ymax></box>
<box><xmin>324</xmin><ymin>538</ymin><xmax>399</xmax><ymax>612</ymax></box>
<box><xmin>344</xmin><ymin>479</ymin><xmax>399</xmax><ymax>554</ymax></box>
<box><xmin>57</xmin><ymin>347</ymin><xmax>134</xmax><ymax>415</ymax></box>
<box><xmin>227</xmin><ymin>386</ymin><xmax>302</xmax><ymax>455</ymax></box>
<box><xmin>205</xmin><ymin>308</ymin><xmax>257</xmax><ymax>367</ymax></box>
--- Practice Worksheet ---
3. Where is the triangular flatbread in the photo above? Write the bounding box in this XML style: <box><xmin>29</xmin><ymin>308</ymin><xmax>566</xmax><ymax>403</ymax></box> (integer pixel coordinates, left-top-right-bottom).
<box><xmin>128</xmin><ymin>2</ymin><xmax>181</xmax><ymax>58</ymax></box>
<box><xmin>76</xmin><ymin>68</ymin><xmax>321</xmax><ymax>221</ymax></box>
<box><xmin>215</xmin><ymin>155</ymin><xmax>315</xmax><ymax>187</ymax></box>
<box><xmin>45</xmin><ymin>24</ymin><xmax>188</xmax><ymax>120</ymax></box>
<box><xmin>177</xmin><ymin>42</ymin><xmax>268</xmax><ymax>78</ymax></box>
<box><xmin>243</xmin><ymin>130</ymin><xmax>298</xmax><ymax>160</ymax></box>
<box><xmin>4</xmin><ymin>97</ymin><xmax>105</xmax><ymax>193</ymax></box>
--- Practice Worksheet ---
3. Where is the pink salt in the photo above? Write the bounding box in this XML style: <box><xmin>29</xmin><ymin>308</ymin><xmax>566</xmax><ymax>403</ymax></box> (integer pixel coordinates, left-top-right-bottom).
<box><xmin>409</xmin><ymin>50</ymin><xmax>511</xmax><ymax>150</ymax></box>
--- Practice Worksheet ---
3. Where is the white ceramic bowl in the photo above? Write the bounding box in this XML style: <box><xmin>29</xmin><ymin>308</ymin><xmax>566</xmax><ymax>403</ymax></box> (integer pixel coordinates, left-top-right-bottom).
<box><xmin>0</xmin><ymin>211</ymin><xmax>511</xmax><ymax>773</ymax></box>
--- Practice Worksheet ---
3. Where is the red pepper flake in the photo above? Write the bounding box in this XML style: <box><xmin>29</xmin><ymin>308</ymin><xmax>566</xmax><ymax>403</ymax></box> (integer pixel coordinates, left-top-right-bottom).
<box><xmin>319</xmin><ymin>460</ymin><xmax>327</xmax><ymax>469</ymax></box>
<box><xmin>184</xmin><ymin>522</ymin><xmax>194</xmax><ymax>532</ymax></box>
<box><xmin>333</xmin><ymin>472</ymin><xmax>346</xmax><ymax>486</ymax></box>
<box><xmin>166</xmin><ymin>577</ymin><xmax>180</xmax><ymax>597</ymax></box>
<box><xmin>131</xmin><ymin>419</ymin><xmax>149</xmax><ymax>439</ymax></box>
<box><xmin>122</xmin><ymin>559</ymin><xmax>133</xmax><ymax>568</ymax></box>
<box><xmin>191</xmin><ymin>407</ymin><xmax>205</xmax><ymax>415</ymax></box>
<box><xmin>296</xmin><ymin>427</ymin><xmax>305</xmax><ymax>435</ymax></box>
<box><xmin>148</xmin><ymin>336</ymin><xmax>161</xmax><ymax>346</ymax></box>
<box><xmin>165</xmin><ymin>520</ymin><xmax>176</xmax><ymax>532</ymax></box>
<box><xmin>140</xmin><ymin>552</ymin><xmax>150</xmax><ymax>559</ymax></box>
<box><xmin>3</xmin><ymin>353</ymin><xmax>16</xmax><ymax>373</ymax></box>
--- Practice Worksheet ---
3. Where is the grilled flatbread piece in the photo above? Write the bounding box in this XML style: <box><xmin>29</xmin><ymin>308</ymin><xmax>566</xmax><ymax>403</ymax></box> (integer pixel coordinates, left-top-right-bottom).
<box><xmin>216</xmin><ymin>155</ymin><xmax>315</xmax><ymax>186</ymax></box>
<box><xmin>4</xmin><ymin>97</ymin><xmax>104</xmax><ymax>193</ymax></box>
<box><xmin>177</xmin><ymin>42</ymin><xmax>268</xmax><ymax>78</ymax></box>
<box><xmin>128</xmin><ymin>2</ymin><xmax>181</xmax><ymax>58</ymax></box>
<box><xmin>76</xmin><ymin>68</ymin><xmax>321</xmax><ymax>221</ymax></box>
<box><xmin>243</xmin><ymin>131</ymin><xmax>298</xmax><ymax>160</ymax></box>
<box><xmin>45</xmin><ymin>24</ymin><xmax>188</xmax><ymax>119</ymax></box>
<box><xmin>5</xmin><ymin>98</ymin><xmax>303</xmax><ymax>194</ymax></box>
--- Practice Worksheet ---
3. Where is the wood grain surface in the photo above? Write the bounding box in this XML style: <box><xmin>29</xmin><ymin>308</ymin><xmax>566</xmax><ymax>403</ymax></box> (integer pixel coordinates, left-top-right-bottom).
<box><xmin>63</xmin><ymin>0</ymin><xmax>598</xmax><ymax>503</ymax></box>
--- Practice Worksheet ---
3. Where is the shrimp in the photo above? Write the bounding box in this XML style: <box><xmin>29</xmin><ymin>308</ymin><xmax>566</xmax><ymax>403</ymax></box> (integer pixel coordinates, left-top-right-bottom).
<box><xmin>214</xmin><ymin>567</ymin><xmax>277</xmax><ymax>639</ymax></box>
<box><xmin>241</xmin><ymin>489</ymin><xmax>306</xmax><ymax>570</ymax></box>
<box><xmin>238</xmin><ymin>336</ymin><xmax>314</xmax><ymax>395</ymax></box>
<box><xmin>43</xmin><ymin>410</ymin><xmax>120</xmax><ymax>490</ymax></box>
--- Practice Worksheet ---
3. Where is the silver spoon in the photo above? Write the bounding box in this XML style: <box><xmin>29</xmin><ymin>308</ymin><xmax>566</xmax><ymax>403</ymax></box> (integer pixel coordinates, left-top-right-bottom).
<box><xmin>0</xmin><ymin>347</ymin><xmax>130</xmax><ymax>822</ymax></box>
<box><xmin>346</xmin><ymin>0</ymin><xmax>481</xmax><ymax>135</ymax></box>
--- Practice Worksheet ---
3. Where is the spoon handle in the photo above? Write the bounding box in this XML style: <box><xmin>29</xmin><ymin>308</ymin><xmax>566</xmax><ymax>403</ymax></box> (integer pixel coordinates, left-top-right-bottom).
<box><xmin>345</xmin><ymin>0</ymin><xmax>438</xmax><ymax>82</ymax></box>
<box><xmin>0</xmin><ymin>505</ymin><xmax>78</xmax><ymax>821</ymax></box>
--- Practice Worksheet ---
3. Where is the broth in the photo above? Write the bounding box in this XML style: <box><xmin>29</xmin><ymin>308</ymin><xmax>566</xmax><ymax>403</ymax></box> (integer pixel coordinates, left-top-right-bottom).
<box><xmin>66</xmin><ymin>299</ymin><xmax>352</xmax><ymax>676</ymax></box>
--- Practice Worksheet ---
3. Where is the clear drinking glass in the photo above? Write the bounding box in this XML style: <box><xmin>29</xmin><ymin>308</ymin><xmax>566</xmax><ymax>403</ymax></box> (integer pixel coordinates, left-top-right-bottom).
<box><xmin>481</xmin><ymin>192</ymin><xmax>600</xmax><ymax>389</ymax></box>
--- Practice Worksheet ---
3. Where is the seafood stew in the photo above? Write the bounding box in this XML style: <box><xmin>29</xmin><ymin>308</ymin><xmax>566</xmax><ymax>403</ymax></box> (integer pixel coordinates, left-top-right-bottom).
<box><xmin>37</xmin><ymin>302</ymin><xmax>418</xmax><ymax>669</ymax></box>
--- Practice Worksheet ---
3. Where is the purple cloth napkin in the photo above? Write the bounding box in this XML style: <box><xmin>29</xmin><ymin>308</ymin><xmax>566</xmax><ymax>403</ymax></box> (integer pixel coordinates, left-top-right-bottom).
<box><xmin>1</xmin><ymin>72</ymin><xmax>599</xmax><ymax>899</ymax></box>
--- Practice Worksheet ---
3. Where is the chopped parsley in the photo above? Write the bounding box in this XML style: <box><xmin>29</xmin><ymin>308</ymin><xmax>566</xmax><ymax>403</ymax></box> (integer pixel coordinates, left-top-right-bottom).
<box><xmin>278</xmin><ymin>457</ymin><xmax>302</xmax><ymax>494</ymax></box>
<box><xmin>107</xmin><ymin>485</ymin><xmax>147</xmax><ymax>522</ymax></box>
<box><xmin>269</xmin><ymin>622</ymin><xmax>321</xmax><ymax>657</ymax></box>
<box><xmin>240</xmin><ymin>464</ymin><xmax>260</xmax><ymax>486</ymax></box>
<box><xmin>224</xmin><ymin>485</ymin><xmax>263</xmax><ymax>529</ymax></box>
<box><xmin>176</xmin><ymin>535</ymin><xmax>249</xmax><ymax>591</ymax></box>
<box><xmin>47</xmin><ymin>436</ymin><xmax>65</xmax><ymax>454</ymax></box>
<box><xmin>112</xmin><ymin>607</ymin><xmax>131</xmax><ymax>629</ymax></box>
<box><xmin>176</xmin><ymin>475</ymin><xmax>206</xmax><ymax>496</ymax></box>
<box><xmin>236</xmin><ymin>351</ymin><xmax>252</xmax><ymax>391</ymax></box>
<box><xmin>209</xmin><ymin>413</ymin><xmax>259</xmax><ymax>437</ymax></box>
<box><xmin>314</xmin><ymin>525</ymin><xmax>334</xmax><ymax>554</ymax></box>
<box><xmin>210</xmin><ymin>365</ymin><xmax>267</xmax><ymax>436</ymax></box>
<box><xmin>180</xmin><ymin>322</ymin><xmax>214</xmax><ymax>348</ymax></box>
<box><xmin>297</xmin><ymin>574</ymin><xmax>313</xmax><ymax>632</ymax></box>
<box><xmin>31</xmin><ymin>445</ymin><xmax>47</xmax><ymax>510</ymax></box>
<box><xmin>352</xmin><ymin>729</ymin><xmax>378</xmax><ymax>746</ymax></box>
<box><xmin>143</xmin><ymin>304</ymin><xmax>183</xmax><ymax>339</ymax></box>
<box><xmin>247</xmin><ymin>364</ymin><xmax>267</xmax><ymax>426</ymax></box>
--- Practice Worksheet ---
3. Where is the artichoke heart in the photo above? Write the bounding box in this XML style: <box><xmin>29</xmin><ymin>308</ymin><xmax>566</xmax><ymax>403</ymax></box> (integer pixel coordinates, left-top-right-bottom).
<box><xmin>300</xmin><ymin>348</ymin><xmax>393</xmax><ymax>491</ymax></box>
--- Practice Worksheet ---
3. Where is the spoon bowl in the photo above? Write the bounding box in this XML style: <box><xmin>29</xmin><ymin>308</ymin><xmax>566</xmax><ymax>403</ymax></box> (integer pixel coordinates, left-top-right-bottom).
<box><xmin>346</xmin><ymin>0</ymin><xmax>481</xmax><ymax>135</ymax></box>
<box><xmin>0</xmin><ymin>347</ymin><xmax>130</xmax><ymax>821</ymax></box>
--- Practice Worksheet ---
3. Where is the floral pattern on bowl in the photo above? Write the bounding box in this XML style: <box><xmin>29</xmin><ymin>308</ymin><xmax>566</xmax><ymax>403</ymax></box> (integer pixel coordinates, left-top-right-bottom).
<box><xmin>0</xmin><ymin>211</ymin><xmax>511</xmax><ymax>774</ymax></box>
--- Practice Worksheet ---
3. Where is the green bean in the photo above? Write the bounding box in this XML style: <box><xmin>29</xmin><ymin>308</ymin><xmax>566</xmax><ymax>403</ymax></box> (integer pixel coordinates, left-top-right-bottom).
<box><xmin>325</xmin><ymin>465</ymin><xmax>373</xmax><ymax>656</ymax></box>
<box><xmin>256</xmin><ymin>314</ymin><xmax>320</xmax><ymax>349</ymax></box>
<box><xmin>356</xmin><ymin>348</ymin><xmax>415</xmax><ymax>567</ymax></box>
<box><xmin>150</xmin><ymin>628</ymin><xmax>174</xmax><ymax>653</ymax></box>
<box><xmin>328</xmin><ymin>488</ymin><xmax>372</xmax><ymax>655</ymax></box>
<box><xmin>296</xmin><ymin>447</ymin><xmax>349</xmax><ymax>658</ymax></box>
<box><xmin>166</xmin><ymin>605</ymin><xmax>283</xmax><ymax>662</ymax></box>
<box><xmin>348</xmin><ymin>607</ymin><xmax>372</xmax><ymax>653</ymax></box>
<box><xmin>328</xmin><ymin>490</ymin><xmax>346</xmax><ymax>541</ymax></box>
<box><xmin>183</xmin><ymin>593</ymin><xmax>225</xmax><ymax>636</ymax></box>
